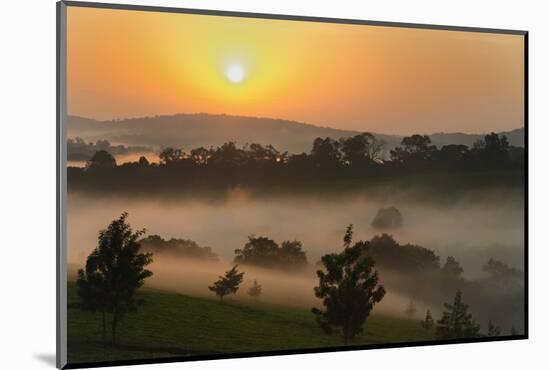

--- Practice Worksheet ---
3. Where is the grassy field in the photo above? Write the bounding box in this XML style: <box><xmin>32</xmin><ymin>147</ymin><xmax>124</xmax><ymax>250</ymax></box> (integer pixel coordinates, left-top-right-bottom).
<box><xmin>67</xmin><ymin>282</ymin><xmax>434</xmax><ymax>365</ymax></box>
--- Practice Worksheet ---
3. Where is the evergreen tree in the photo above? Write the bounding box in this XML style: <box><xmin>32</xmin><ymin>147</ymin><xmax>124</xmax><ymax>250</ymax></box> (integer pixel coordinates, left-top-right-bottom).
<box><xmin>435</xmin><ymin>290</ymin><xmax>480</xmax><ymax>340</ymax></box>
<box><xmin>77</xmin><ymin>212</ymin><xmax>153</xmax><ymax>344</ymax></box>
<box><xmin>208</xmin><ymin>265</ymin><xmax>245</xmax><ymax>302</ymax></box>
<box><xmin>312</xmin><ymin>225</ymin><xmax>386</xmax><ymax>345</ymax></box>
<box><xmin>248</xmin><ymin>279</ymin><xmax>262</xmax><ymax>299</ymax></box>
<box><xmin>421</xmin><ymin>309</ymin><xmax>434</xmax><ymax>330</ymax></box>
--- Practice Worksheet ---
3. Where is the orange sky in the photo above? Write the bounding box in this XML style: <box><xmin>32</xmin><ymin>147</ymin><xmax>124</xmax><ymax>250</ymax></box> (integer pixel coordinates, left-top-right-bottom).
<box><xmin>67</xmin><ymin>6</ymin><xmax>524</xmax><ymax>135</ymax></box>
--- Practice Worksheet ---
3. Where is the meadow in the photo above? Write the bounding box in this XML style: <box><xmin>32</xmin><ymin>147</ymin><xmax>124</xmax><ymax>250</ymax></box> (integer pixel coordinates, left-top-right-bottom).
<box><xmin>67</xmin><ymin>282</ymin><xmax>434</xmax><ymax>364</ymax></box>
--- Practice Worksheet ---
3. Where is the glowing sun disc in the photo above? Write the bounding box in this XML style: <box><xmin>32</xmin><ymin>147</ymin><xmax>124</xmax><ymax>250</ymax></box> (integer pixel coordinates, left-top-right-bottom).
<box><xmin>226</xmin><ymin>63</ymin><xmax>245</xmax><ymax>84</ymax></box>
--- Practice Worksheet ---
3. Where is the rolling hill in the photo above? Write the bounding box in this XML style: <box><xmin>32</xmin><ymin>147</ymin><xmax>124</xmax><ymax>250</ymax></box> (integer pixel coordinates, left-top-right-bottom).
<box><xmin>67</xmin><ymin>113</ymin><xmax>524</xmax><ymax>154</ymax></box>
<box><xmin>67</xmin><ymin>282</ymin><xmax>433</xmax><ymax>364</ymax></box>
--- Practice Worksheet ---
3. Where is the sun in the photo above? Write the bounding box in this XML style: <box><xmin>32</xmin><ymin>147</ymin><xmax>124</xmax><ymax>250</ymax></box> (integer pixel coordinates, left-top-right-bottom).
<box><xmin>225</xmin><ymin>63</ymin><xmax>246</xmax><ymax>84</ymax></box>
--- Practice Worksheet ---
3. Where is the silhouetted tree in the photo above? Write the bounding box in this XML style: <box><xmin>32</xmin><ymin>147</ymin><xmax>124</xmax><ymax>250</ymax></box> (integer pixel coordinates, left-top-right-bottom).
<box><xmin>139</xmin><ymin>235</ymin><xmax>218</xmax><ymax>261</ymax></box>
<box><xmin>421</xmin><ymin>309</ymin><xmax>434</xmax><ymax>330</ymax></box>
<box><xmin>138</xmin><ymin>156</ymin><xmax>149</xmax><ymax>167</ymax></box>
<box><xmin>473</xmin><ymin>133</ymin><xmax>511</xmax><ymax>167</ymax></box>
<box><xmin>85</xmin><ymin>150</ymin><xmax>117</xmax><ymax>171</ymax></box>
<box><xmin>340</xmin><ymin>133</ymin><xmax>385</xmax><ymax>165</ymax></box>
<box><xmin>76</xmin><ymin>212</ymin><xmax>153</xmax><ymax>344</ymax></box>
<box><xmin>234</xmin><ymin>236</ymin><xmax>308</xmax><ymax>270</ymax></box>
<box><xmin>210</xmin><ymin>142</ymin><xmax>245</xmax><ymax>165</ymax></box>
<box><xmin>159</xmin><ymin>147</ymin><xmax>185</xmax><ymax>164</ymax></box>
<box><xmin>189</xmin><ymin>147</ymin><xmax>211</xmax><ymax>165</ymax></box>
<box><xmin>208</xmin><ymin>265</ymin><xmax>245</xmax><ymax>302</ymax></box>
<box><xmin>235</xmin><ymin>236</ymin><xmax>279</xmax><ymax>268</ymax></box>
<box><xmin>279</xmin><ymin>240</ymin><xmax>308</xmax><ymax>269</ymax></box>
<box><xmin>248</xmin><ymin>279</ymin><xmax>262</xmax><ymax>299</ymax></box>
<box><xmin>311</xmin><ymin>137</ymin><xmax>341</xmax><ymax>168</ymax></box>
<box><xmin>371</xmin><ymin>207</ymin><xmax>403</xmax><ymax>229</ymax></box>
<box><xmin>487</xmin><ymin>320</ymin><xmax>502</xmax><ymax>337</ymax></box>
<box><xmin>312</xmin><ymin>225</ymin><xmax>386</xmax><ymax>344</ymax></box>
<box><xmin>367</xmin><ymin>234</ymin><xmax>440</xmax><ymax>272</ymax></box>
<box><xmin>436</xmin><ymin>290</ymin><xmax>480</xmax><ymax>339</ymax></box>
<box><xmin>441</xmin><ymin>256</ymin><xmax>464</xmax><ymax>281</ymax></box>
<box><xmin>483</xmin><ymin>258</ymin><xmax>522</xmax><ymax>282</ymax></box>
<box><xmin>405</xmin><ymin>300</ymin><xmax>417</xmax><ymax>318</ymax></box>
<box><xmin>390</xmin><ymin>134</ymin><xmax>436</xmax><ymax>164</ymax></box>
<box><xmin>435</xmin><ymin>144</ymin><xmax>469</xmax><ymax>167</ymax></box>
<box><xmin>247</xmin><ymin>143</ymin><xmax>280</xmax><ymax>163</ymax></box>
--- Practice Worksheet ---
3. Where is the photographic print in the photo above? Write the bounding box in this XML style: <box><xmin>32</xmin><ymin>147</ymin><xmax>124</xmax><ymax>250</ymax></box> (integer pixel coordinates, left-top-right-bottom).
<box><xmin>57</xmin><ymin>2</ymin><xmax>527</xmax><ymax>368</ymax></box>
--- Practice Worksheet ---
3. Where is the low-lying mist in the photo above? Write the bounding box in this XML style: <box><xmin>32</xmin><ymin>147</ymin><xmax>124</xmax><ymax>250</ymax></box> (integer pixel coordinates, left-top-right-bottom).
<box><xmin>67</xmin><ymin>184</ymin><xmax>524</xmax><ymax>330</ymax></box>
<box><xmin>68</xmin><ymin>255</ymin><xmax>433</xmax><ymax>319</ymax></box>
<box><xmin>67</xmin><ymin>185</ymin><xmax>524</xmax><ymax>279</ymax></box>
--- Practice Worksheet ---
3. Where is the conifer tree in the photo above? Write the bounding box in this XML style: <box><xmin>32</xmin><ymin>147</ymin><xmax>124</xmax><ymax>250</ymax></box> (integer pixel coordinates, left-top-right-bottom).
<box><xmin>421</xmin><ymin>309</ymin><xmax>434</xmax><ymax>330</ymax></box>
<box><xmin>248</xmin><ymin>279</ymin><xmax>262</xmax><ymax>299</ymax></box>
<box><xmin>436</xmin><ymin>290</ymin><xmax>480</xmax><ymax>339</ymax></box>
<box><xmin>208</xmin><ymin>265</ymin><xmax>245</xmax><ymax>302</ymax></box>
<box><xmin>312</xmin><ymin>225</ymin><xmax>385</xmax><ymax>345</ymax></box>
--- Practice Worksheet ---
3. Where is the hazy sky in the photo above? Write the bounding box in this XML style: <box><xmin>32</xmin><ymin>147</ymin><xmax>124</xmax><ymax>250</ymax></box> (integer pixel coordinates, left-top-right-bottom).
<box><xmin>67</xmin><ymin>7</ymin><xmax>524</xmax><ymax>135</ymax></box>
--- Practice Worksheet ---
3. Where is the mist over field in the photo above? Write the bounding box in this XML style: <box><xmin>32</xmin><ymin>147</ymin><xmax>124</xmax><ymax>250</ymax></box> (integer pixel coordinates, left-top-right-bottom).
<box><xmin>67</xmin><ymin>186</ymin><xmax>523</xmax><ymax>279</ymax></box>
<box><xmin>67</xmin><ymin>182</ymin><xmax>524</xmax><ymax>338</ymax></box>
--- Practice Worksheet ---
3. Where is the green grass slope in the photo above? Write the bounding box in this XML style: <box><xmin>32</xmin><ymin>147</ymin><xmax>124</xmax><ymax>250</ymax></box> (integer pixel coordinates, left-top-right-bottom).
<box><xmin>67</xmin><ymin>283</ymin><xmax>434</xmax><ymax>365</ymax></box>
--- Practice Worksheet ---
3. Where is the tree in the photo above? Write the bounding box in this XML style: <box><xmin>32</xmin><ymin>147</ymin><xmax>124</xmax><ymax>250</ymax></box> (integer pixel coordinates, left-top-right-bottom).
<box><xmin>441</xmin><ymin>256</ymin><xmax>464</xmax><ymax>281</ymax></box>
<box><xmin>85</xmin><ymin>150</ymin><xmax>117</xmax><ymax>171</ymax></box>
<box><xmin>208</xmin><ymin>265</ymin><xmax>245</xmax><ymax>302</ymax></box>
<box><xmin>487</xmin><ymin>320</ymin><xmax>502</xmax><ymax>337</ymax></box>
<box><xmin>472</xmin><ymin>133</ymin><xmax>510</xmax><ymax>167</ymax></box>
<box><xmin>234</xmin><ymin>236</ymin><xmax>308</xmax><ymax>271</ymax></box>
<box><xmin>371</xmin><ymin>207</ymin><xmax>403</xmax><ymax>229</ymax></box>
<box><xmin>435</xmin><ymin>144</ymin><xmax>469</xmax><ymax>166</ymax></box>
<box><xmin>510</xmin><ymin>327</ymin><xmax>519</xmax><ymax>335</ymax></box>
<box><xmin>159</xmin><ymin>147</ymin><xmax>185</xmax><ymax>164</ymax></box>
<box><xmin>138</xmin><ymin>156</ymin><xmax>150</xmax><ymax>167</ymax></box>
<box><xmin>189</xmin><ymin>147</ymin><xmax>211</xmax><ymax>165</ymax></box>
<box><xmin>234</xmin><ymin>236</ymin><xmax>279</xmax><ymax>268</ymax></box>
<box><xmin>340</xmin><ymin>133</ymin><xmax>385</xmax><ymax>166</ymax></box>
<box><xmin>312</xmin><ymin>225</ymin><xmax>386</xmax><ymax>344</ymax></box>
<box><xmin>210</xmin><ymin>142</ymin><xmax>245</xmax><ymax>165</ymax></box>
<box><xmin>367</xmin><ymin>233</ymin><xmax>440</xmax><ymax>273</ymax></box>
<box><xmin>248</xmin><ymin>279</ymin><xmax>262</xmax><ymax>299</ymax></box>
<box><xmin>405</xmin><ymin>300</ymin><xmax>417</xmax><ymax>318</ymax></box>
<box><xmin>435</xmin><ymin>290</ymin><xmax>480</xmax><ymax>340</ymax></box>
<box><xmin>483</xmin><ymin>258</ymin><xmax>522</xmax><ymax>282</ymax></box>
<box><xmin>421</xmin><ymin>309</ymin><xmax>434</xmax><ymax>330</ymax></box>
<box><xmin>76</xmin><ymin>212</ymin><xmax>153</xmax><ymax>344</ymax></box>
<box><xmin>390</xmin><ymin>134</ymin><xmax>436</xmax><ymax>164</ymax></box>
<box><xmin>279</xmin><ymin>240</ymin><xmax>308</xmax><ymax>269</ymax></box>
<box><xmin>311</xmin><ymin>137</ymin><xmax>341</xmax><ymax>168</ymax></box>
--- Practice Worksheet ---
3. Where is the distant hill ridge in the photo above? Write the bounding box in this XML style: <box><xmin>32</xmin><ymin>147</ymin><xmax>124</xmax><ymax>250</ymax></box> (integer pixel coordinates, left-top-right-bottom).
<box><xmin>67</xmin><ymin>113</ymin><xmax>524</xmax><ymax>153</ymax></box>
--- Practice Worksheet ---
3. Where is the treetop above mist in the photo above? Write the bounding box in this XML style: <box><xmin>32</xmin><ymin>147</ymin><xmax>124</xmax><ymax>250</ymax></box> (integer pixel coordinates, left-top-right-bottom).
<box><xmin>139</xmin><ymin>235</ymin><xmax>218</xmax><ymax>261</ymax></box>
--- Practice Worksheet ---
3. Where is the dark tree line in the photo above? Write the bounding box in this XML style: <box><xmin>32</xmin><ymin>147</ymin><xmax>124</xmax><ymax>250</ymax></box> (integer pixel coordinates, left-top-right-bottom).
<box><xmin>68</xmin><ymin>132</ymin><xmax>524</xmax><ymax>193</ymax></box>
<box><xmin>67</xmin><ymin>137</ymin><xmax>149</xmax><ymax>162</ymax></box>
